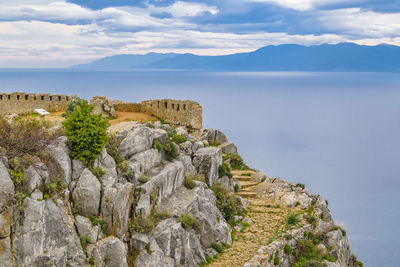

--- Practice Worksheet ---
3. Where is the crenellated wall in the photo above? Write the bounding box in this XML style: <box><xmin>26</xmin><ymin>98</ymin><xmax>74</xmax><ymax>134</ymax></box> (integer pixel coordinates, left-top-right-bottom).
<box><xmin>113</xmin><ymin>99</ymin><xmax>203</xmax><ymax>130</ymax></box>
<box><xmin>0</xmin><ymin>92</ymin><xmax>76</xmax><ymax>115</ymax></box>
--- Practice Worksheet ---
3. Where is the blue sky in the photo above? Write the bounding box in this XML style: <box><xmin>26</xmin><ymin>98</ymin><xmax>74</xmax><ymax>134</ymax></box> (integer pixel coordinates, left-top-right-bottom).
<box><xmin>0</xmin><ymin>0</ymin><xmax>399</xmax><ymax>67</ymax></box>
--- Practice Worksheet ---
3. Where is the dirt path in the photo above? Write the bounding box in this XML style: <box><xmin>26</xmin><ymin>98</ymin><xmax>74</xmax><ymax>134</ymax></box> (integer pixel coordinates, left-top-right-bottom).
<box><xmin>109</xmin><ymin>111</ymin><xmax>156</xmax><ymax>125</ymax></box>
<box><xmin>209</xmin><ymin>170</ymin><xmax>291</xmax><ymax>267</ymax></box>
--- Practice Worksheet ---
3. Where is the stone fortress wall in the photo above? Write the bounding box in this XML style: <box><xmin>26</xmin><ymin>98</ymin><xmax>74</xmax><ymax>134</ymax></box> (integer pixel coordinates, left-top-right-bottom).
<box><xmin>113</xmin><ymin>99</ymin><xmax>203</xmax><ymax>130</ymax></box>
<box><xmin>0</xmin><ymin>92</ymin><xmax>75</xmax><ymax>115</ymax></box>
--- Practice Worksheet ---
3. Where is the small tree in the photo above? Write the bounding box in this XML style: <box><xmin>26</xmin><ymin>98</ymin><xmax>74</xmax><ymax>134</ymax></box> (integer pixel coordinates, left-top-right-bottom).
<box><xmin>62</xmin><ymin>97</ymin><xmax>84</xmax><ymax>118</ymax></box>
<box><xmin>63</xmin><ymin>99</ymin><xmax>108</xmax><ymax>166</ymax></box>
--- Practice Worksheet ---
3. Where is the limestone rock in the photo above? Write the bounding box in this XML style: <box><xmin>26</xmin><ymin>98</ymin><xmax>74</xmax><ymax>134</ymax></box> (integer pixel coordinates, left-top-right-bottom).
<box><xmin>131</xmin><ymin>233</ymin><xmax>150</xmax><ymax>251</ymax></box>
<box><xmin>0</xmin><ymin>159</ymin><xmax>14</xmax><ymax>212</ymax></box>
<box><xmin>127</xmin><ymin>149</ymin><xmax>161</xmax><ymax>184</ymax></box>
<box><xmin>47</xmin><ymin>136</ymin><xmax>72</xmax><ymax>184</ymax></box>
<box><xmin>179</xmin><ymin>155</ymin><xmax>197</xmax><ymax>176</ymax></box>
<box><xmin>24</xmin><ymin>165</ymin><xmax>44</xmax><ymax>193</ymax></box>
<box><xmin>75</xmin><ymin>215</ymin><xmax>99</xmax><ymax>244</ymax></box>
<box><xmin>220</xmin><ymin>142</ymin><xmax>238</xmax><ymax>154</ymax></box>
<box><xmin>36</xmin><ymin>247</ymin><xmax>67</xmax><ymax>267</ymax></box>
<box><xmin>192</xmin><ymin>141</ymin><xmax>204</xmax><ymax>154</ymax></box>
<box><xmin>119</xmin><ymin>127</ymin><xmax>154</xmax><ymax>158</ymax></box>
<box><xmin>193</xmin><ymin>147</ymin><xmax>222</xmax><ymax>186</ymax></box>
<box><xmin>151</xmin><ymin>218</ymin><xmax>205</xmax><ymax>266</ymax></box>
<box><xmin>157</xmin><ymin>183</ymin><xmax>232</xmax><ymax>248</ymax></box>
<box><xmin>0</xmin><ymin>208</ymin><xmax>12</xmax><ymax>238</ymax></box>
<box><xmin>94</xmin><ymin>148</ymin><xmax>118</xmax><ymax>188</ymax></box>
<box><xmin>135</xmin><ymin>238</ymin><xmax>175</xmax><ymax>267</ymax></box>
<box><xmin>100</xmin><ymin>183</ymin><xmax>135</xmax><ymax>238</ymax></box>
<box><xmin>202</xmin><ymin>129</ymin><xmax>228</xmax><ymax>145</ymax></box>
<box><xmin>72</xmin><ymin>168</ymin><xmax>101</xmax><ymax>217</ymax></box>
<box><xmin>0</xmin><ymin>237</ymin><xmax>12</xmax><ymax>266</ymax></box>
<box><xmin>90</xmin><ymin>95</ymin><xmax>116</xmax><ymax>118</ymax></box>
<box><xmin>87</xmin><ymin>237</ymin><xmax>128</xmax><ymax>267</ymax></box>
<box><xmin>176</xmin><ymin>126</ymin><xmax>196</xmax><ymax>141</ymax></box>
<box><xmin>72</xmin><ymin>159</ymin><xmax>85</xmax><ymax>181</ymax></box>
<box><xmin>180</xmin><ymin>141</ymin><xmax>193</xmax><ymax>155</ymax></box>
<box><xmin>137</xmin><ymin>161</ymin><xmax>185</xmax><ymax>216</ymax></box>
<box><xmin>153</xmin><ymin>128</ymin><xmax>168</xmax><ymax>144</ymax></box>
<box><xmin>153</xmin><ymin>121</ymin><xmax>163</xmax><ymax>128</ymax></box>
<box><xmin>326</xmin><ymin>229</ymin><xmax>352</xmax><ymax>266</ymax></box>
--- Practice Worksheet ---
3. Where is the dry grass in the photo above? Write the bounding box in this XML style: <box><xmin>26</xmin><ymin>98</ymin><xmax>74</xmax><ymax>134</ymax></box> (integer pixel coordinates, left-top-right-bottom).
<box><xmin>109</xmin><ymin>111</ymin><xmax>156</xmax><ymax>125</ymax></box>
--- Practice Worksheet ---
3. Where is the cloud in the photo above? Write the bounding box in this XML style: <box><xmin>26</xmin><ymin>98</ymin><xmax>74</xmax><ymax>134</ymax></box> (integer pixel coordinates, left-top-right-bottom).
<box><xmin>245</xmin><ymin>0</ymin><xmax>349</xmax><ymax>11</ymax></box>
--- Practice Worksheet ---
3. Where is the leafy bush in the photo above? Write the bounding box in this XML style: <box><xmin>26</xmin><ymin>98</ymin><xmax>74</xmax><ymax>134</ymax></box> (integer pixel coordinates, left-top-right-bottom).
<box><xmin>172</xmin><ymin>134</ymin><xmax>187</xmax><ymax>144</ymax></box>
<box><xmin>138</xmin><ymin>175</ymin><xmax>150</xmax><ymax>184</ymax></box>
<box><xmin>211</xmin><ymin>242</ymin><xmax>223</xmax><ymax>253</ymax></box>
<box><xmin>163</xmin><ymin>139</ymin><xmax>178</xmax><ymax>161</ymax></box>
<box><xmin>62</xmin><ymin>97</ymin><xmax>84</xmax><ymax>118</ymax></box>
<box><xmin>222</xmin><ymin>154</ymin><xmax>250</xmax><ymax>170</ymax></box>
<box><xmin>106</xmin><ymin>134</ymin><xmax>123</xmax><ymax>165</ymax></box>
<box><xmin>63</xmin><ymin>100</ymin><xmax>108</xmax><ymax>166</ymax></box>
<box><xmin>153</xmin><ymin>140</ymin><xmax>163</xmax><ymax>152</ymax></box>
<box><xmin>212</xmin><ymin>184</ymin><xmax>243</xmax><ymax>225</ymax></box>
<box><xmin>179</xmin><ymin>213</ymin><xmax>199</xmax><ymax>230</ymax></box>
<box><xmin>296</xmin><ymin>183</ymin><xmax>305</xmax><ymax>190</ymax></box>
<box><xmin>184</xmin><ymin>175</ymin><xmax>197</xmax><ymax>189</ymax></box>
<box><xmin>89</xmin><ymin>166</ymin><xmax>106</xmax><ymax>178</ymax></box>
<box><xmin>284</xmin><ymin>244</ymin><xmax>292</xmax><ymax>254</ymax></box>
<box><xmin>286</xmin><ymin>213</ymin><xmax>300</xmax><ymax>226</ymax></box>
<box><xmin>89</xmin><ymin>216</ymin><xmax>107</xmax><ymax>234</ymax></box>
<box><xmin>218</xmin><ymin>162</ymin><xmax>232</xmax><ymax>178</ymax></box>
<box><xmin>8</xmin><ymin>158</ymin><xmax>27</xmax><ymax>186</ymax></box>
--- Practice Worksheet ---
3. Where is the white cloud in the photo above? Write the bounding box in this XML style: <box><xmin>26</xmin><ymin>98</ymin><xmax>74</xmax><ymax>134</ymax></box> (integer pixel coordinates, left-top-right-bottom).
<box><xmin>166</xmin><ymin>1</ymin><xmax>219</xmax><ymax>17</ymax></box>
<box><xmin>246</xmin><ymin>0</ymin><xmax>348</xmax><ymax>11</ymax></box>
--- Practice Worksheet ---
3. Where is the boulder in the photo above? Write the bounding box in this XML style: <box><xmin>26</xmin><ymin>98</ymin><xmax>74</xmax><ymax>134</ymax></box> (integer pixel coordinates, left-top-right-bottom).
<box><xmin>0</xmin><ymin>159</ymin><xmax>14</xmax><ymax>212</ymax></box>
<box><xmin>119</xmin><ymin>127</ymin><xmax>154</xmax><ymax>158</ymax></box>
<box><xmin>191</xmin><ymin>141</ymin><xmax>204</xmax><ymax>154</ymax></box>
<box><xmin>135</xmin><ymin>238</ymin><xmax>175</xmax><ymax>267</ymax></box>
<box><xmin>280</xmin><ymin>192</ymin><xmax>312</xmax><ymax>209</ymax></box>
<box><xmin>176</xmin><ymin>126</ymin><xmax>195</xmax><ymax>141</ymax></box>
<box><xmin>179</xmin><ymin>155</ymin><xmax>197</xmax><ymax>176</ymax></box>
<box><xmin>137</xmin><ymin>161</ymin><xmax>185</xmax><ymax>216</ymax></box>
<box><xmin>192</xmin><ymin>147</ymin><xmax>222</xmax><ymax>186</ymax></box>
<box><xmin>131</xmin><ymin>233</ymin><xmax>150</xmax><ymax>251</ymax></box>
<box><xmin>94</xmin><ymin>148</ymin><xmax>118</xmax><ymax>188</ymax></box>
<box><xmin>75</xmin><ymin>215</ymin><xmax>99</xmax><ymax>244</ymax></box>
<box><xmin>24</xmin><ymin>164</ymin><xmax>44</xmax><ymax>193</ymax></box>
<box><xmin>87</xmin><ymin>237</ymin><xmax>128</xmax><ymax>267</ymax></box>
<box><xmin>220</xmin><ymin>142</ymin><xmax>238</xmax><ymax>154</ymax></box>
<box><xmin>151</xmin><ymin>218</ymin><xmax>205</xmax><ymax>266</ymax></box>
<box><xmin>153</xmin><ymin>128</ymin><xmax>168</xmax><ymax>144</ymax></box>
<box><xmin>157</xmin><ymin>183</ymin><xmax>232</xmax><ymax>248</ymax></box>
<box><xmin>47</xmin><ymin>136</ymin><xmax>72</xmax><ymax>184</ymax></box>
<box><xmin>72</xmin><ymin>168</ymin><xmax>101</xmax><ymax>217</ymax></box>
<box><xmin>100</xmin><ymin>183</ymin><xmax>135</xmax><ymax>238</ymax></box>
<box><xmin>202</xmin><ymin>129</ymin><xmax>228</xmax><ymax>145</ymax></box>
<box><xmin>90</xmin><ymin>96</ymin><xmax>116</xmax><ymax>118</ymax></box>
<box><xmin>153</xmin><ymin>121</ymin><xmax>163</xmax><ymax>128</ymax></box>
<box><xmin>127</xmin><ymin>149</ymin><xmax>161</xmax><ymax>184</ymax></box>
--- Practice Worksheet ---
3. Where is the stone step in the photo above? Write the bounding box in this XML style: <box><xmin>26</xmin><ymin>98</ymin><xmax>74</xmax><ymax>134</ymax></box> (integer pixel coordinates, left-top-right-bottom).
<box><xmin>233</xmin><ymin>176</ymin><xmax>253</xmax><ymax>181</ymax></box>
<box><xmin>238</xmin><ymin>191</ymin><xmax>257</xmax><ymax>198</ymax></box>
<box><xmin>240</xmin><ymin>182</ymin><xmax>260</xmax><ymax>189</ymax></box>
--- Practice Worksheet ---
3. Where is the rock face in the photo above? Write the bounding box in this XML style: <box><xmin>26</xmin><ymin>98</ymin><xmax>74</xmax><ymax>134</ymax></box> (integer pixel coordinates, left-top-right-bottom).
<box><xmin>87</xmin><ymin>237</ymin><xmax>128</xmax><ymax>267</ymax></box>
<box><xmin>47</xmin><ymin>136</ymin><xmax>72</xmax><ymax>184</ymax></box>
<box><xmin>0</xmin><ymin>159</ymin><xmax>14</xmax><ymax>212</ymax></box>
<box><xmin>193</xmin><ymin>147</ymin><xmax>222</xmax><ymax>186</ymax></box>
<box><xmin>72</xmin><ymin>168</ymin><xmax>101</xmax><ymax>217</ymax></box>
<box><xmin>90</xmin><ymin>95</ymin><xmax>117</xmax><ymax>118</ymax></box>
<box><xmin>202</xmin><ymin>128</ymin><xmax>228</xmax><ymax>145</ymax></box>
<box><xmin>119</xmin><ymin>127</ymin><xmax>154</xmax><ymax>158</ymax></box>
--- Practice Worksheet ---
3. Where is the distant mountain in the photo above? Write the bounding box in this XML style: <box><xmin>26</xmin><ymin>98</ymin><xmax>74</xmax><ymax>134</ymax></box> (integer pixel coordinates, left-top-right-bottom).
<box><xmin>72</xmin><ymin>43</ymin><xmax>400</xmax><ymax>71</ymax></box>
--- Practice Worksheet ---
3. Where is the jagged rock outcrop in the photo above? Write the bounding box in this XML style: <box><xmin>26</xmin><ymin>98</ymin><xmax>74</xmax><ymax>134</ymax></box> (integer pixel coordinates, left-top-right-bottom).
<box><xmin>0</xmin><ymin>159</ymin><xmax>14</xmax><ymax>212</ymax></box>
<box><xmin>90</xmin><ymin>96</ymin><xmax>117</xmax><ymax>119</ymax></box>
<box><xmin>193</xmin><ymin>147</ymin><xmax>222</xmax><ymax>186</ymax></box>
<box><xmin>72</xmin><ymin>168</ymin><xmax>101</xmax><ymax>217</ymax></box>
<box><xmin>119</xmin><ymin>126</ymin><xmax>154</xmax><ymax>158</ymax></box>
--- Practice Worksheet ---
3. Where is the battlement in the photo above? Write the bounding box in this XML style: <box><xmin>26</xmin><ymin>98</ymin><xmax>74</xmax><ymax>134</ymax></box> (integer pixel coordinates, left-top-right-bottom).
<box><xmin>0</xmin><ymin>92</ymin><xmax>76</xmax><ymax>115</ymax></box>
<box><xmin>113</xmin><ymin>99</ymin><xmax>203</xmax><ymax>130</ymax></box>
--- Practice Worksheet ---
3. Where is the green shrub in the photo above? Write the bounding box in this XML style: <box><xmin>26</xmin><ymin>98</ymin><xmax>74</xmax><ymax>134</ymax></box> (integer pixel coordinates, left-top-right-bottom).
<box><xmin>163</xmin><ymin>139</ymin><xmax>178</xmax><ymax>161</ymax></box>
<box><xmin>80</xmin><ymin>236</ymin><xmax>91</xmax><ymax>255</ymax></box>
<box><xmin>240</xmin><ymin>221</ymin><xmax>250</xmax><ymax>232</ymax></box>
<box><xmin>63</xmin><ymin>100</ymin><xmax>108</xmax><ymax>166</ymax></box>
<box><xmin>106</xmin><ymin>134</ymin><xmax>123</xmax><ymax>164</ymax></box>
<box><xmin>284</xmin><ymin>244</ymin><xmax>292</xmax><ymax>254</ymax></box>
<box><xmin>153</xmin><ymin>140</ymin><xmax>163</xmax><ymax>152</ymax></box>
<box><xmin>89</xmin><ymin>167</ymin><xmax>106</xmax><ymax>178</ymax></box>
<box><xmin>234</xmin><ymin>183</ymin><xmax>239</xmax><ymax>193</ymax></box>
<box><xmin>211</xmin><ymin>242</ymin><xmax>223</xmax><ymax>253</ymax></box>
<box><xmin>222</xmin><ymin>154</ymin><xmax>250</xmax><ymax>170</ymax></box>
<box><xmin>212</xmin><ymin>184</ymin><xmax>242</xmax><ymax>225</ymax></box>
<box><xmin>8</xmin><ymin>158</ymin><xmax>27</xmax><ymax>186</ymax></box>
<box><xmin>172</xmin><ymin>134</ymin><xmax>187</xmax><ymax>144</ymax></box>
<box><xmin>286</xmin><ymin>213</ymin><xmax>300</xmax><ymax>226</ymax></box>
<box><xmin>179</xmin><ymin>213</ymin><xmax>199</xmax><ymax>230</ymax></box>
<box><xmin>152</xmin><ymin>211</ymin><xmax>172</xmax><ymax>221</ymax></box>
<box><xmin>296</xmin><ymin>183</ymin><xmax>305</xmax><ymax>190</ymax></box>
<box><xmin>130</xmin><ymin>215</ymin><xmax>156</xmax><ymax>234</ymax></box>
<box><xmin>89</xmin><ymin>216</ymin><xmax>107</xmax><ymax>235</ymax></box>
<box><xmin>274</xmin><ymin>256</ymin><xmax>280</xmax><ymax>265</ymax></box>
<box><xmin>218</xmin><ymin>162</ymin><xmax>232</xmax><ymax>178</ymax></box>
<box><xmin>62</xmin><ymin>97</ymin><xmax>84</xmax><ymax>118</ymax></box>
<box><xmin>138</xmin><ymin>175</ymin><xmax>150</xmax><ymax>184</ymax></box>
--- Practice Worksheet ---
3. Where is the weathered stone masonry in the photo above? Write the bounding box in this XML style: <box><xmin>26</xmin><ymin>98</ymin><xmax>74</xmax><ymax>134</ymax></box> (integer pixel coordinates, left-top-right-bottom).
<box><xmin>0</xmin><ymin>92</ymin><xmax>75</xmax><ymax>115</ymax></box>
<box><xmin>113</xmin><ymin>99</ymin><xmax>203</xmax><ymax>130</ymax></box>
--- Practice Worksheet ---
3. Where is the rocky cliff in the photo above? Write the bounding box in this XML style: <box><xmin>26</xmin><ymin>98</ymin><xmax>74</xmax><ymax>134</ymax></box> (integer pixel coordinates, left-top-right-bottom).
<box><xmin>0</xmin><ymin>119</ymin><xmax>362</xmax><ymax>267</ymax></box>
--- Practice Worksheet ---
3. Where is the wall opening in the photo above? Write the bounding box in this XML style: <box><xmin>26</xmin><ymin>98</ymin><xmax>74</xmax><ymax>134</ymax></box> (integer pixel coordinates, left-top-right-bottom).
<box><xmin>183</xmin><ymin>104</ymin><xmax>186</xmax><ymax>110</ymax></box>
<box><xmin>16</xmin><ymin>95</ymin><xmax>20</xmax><ymax>100</ymax></box>
<box><xmin>177</xmin><ymin>104</ymin><xmax>180</xmax><ymax>111</ymax></box>
<box><xmin>25</xmin><ymin>95</ymin><xmax>29</xmax><ymax>100</ymax></box>
<box><xmin>49</xmin><ymin>96</ymin><xmax>52</xmax><ymax>101</ymax></box>
<box><xmin>66</xmin><ymin>96</ymin><xmax>69</xmax><ymax>101</ymax></box>
<box><xmin>34</xmin><ymin>96</ymin><xmax>37</xmax><ymax>100</ymax></box>
<box><xmin>0</xmin><ymin>95</ymin><xmax>2</xmax><ymax>100</ymax></box>
<box><xmin>157</xmin><ymin>101</ymin><xmax>160</xmax><ymax>108</ymax></box>
<box><xmin>164</xmin><ymin>102</ymin><xmax>168</xmax><ymax>109</ymax></box>
<box><xmin>41</xmin><ymin>96</ymin><xmax>44</xmax><ymax>100</ymax></box>
<box><xmin>7</xmin><ymin>95</ymin><xmax>10</xmax><ymax>100</ymax></box>
<box><xmin>172</xmin><ymin>103</ymin><xmax>175</xmax><ymax>110</ymax></box>
<box><xmin>58</xmin><ymin>96</ymin><xmax>61</xmax><ymax>101</ymax></box>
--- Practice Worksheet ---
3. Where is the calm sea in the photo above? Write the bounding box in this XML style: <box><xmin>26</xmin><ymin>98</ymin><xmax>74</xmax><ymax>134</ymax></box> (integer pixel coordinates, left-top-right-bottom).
<box><xmin>1</xmin><ymin>69</ymin><xmax>399</xmax><ymax>266</ymax></box>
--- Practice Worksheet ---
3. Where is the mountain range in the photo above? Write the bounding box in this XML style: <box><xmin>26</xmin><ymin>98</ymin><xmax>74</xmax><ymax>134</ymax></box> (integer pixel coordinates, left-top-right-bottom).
<box><xmin>72</xmin><ymin>43</ymin><xmax>400</xmax><ymax>72</ymax></box>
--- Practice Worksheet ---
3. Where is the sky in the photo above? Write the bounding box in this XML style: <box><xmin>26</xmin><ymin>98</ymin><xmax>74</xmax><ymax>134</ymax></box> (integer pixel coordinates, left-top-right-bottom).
<box><xmin>0</xmin><ymin>0</ymin><xmax>399</xmax><ymax>67</ymax></box>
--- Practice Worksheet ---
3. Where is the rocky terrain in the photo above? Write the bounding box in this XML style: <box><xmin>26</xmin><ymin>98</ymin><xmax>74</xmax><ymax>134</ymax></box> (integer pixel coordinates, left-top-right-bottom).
<box><xmin>0</xmin><ymin>117</ymin><xmax>362</xmax><ymax>266</ymax></box>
